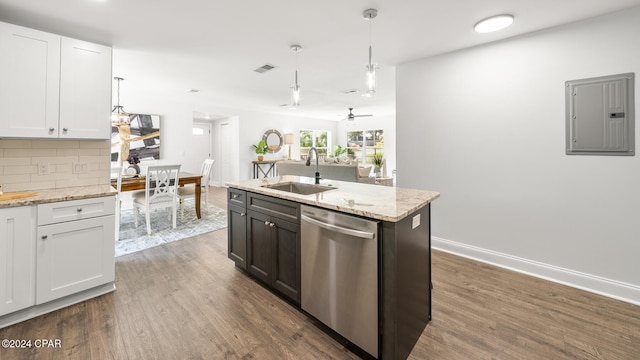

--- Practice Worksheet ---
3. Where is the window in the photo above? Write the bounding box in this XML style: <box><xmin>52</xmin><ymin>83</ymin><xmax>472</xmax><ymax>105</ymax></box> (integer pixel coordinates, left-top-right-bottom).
<box><xmin>300</xmin><ymin>129</ymin><xmax>330</xmax><ymax>159</ymax></box>
<box><xmin>347</xmin><ymin>129</ymin><xmax>384</xmax><ymax>164</ymax></box>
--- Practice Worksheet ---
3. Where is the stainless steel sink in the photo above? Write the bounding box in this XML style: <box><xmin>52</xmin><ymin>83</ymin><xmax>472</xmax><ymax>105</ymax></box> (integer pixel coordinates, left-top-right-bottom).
<box><xmin>262</xmin><ymin>182</ymin><xmax>336</xmax><ymax>195</ymax></box>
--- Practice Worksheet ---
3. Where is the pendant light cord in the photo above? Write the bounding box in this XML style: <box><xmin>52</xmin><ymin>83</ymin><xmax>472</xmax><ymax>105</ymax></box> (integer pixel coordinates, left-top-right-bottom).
<box><xmin>116</xmin><ymin>78</ymin><xmax>121</xmax><ymax>111</ymax></box>
<box><xmin>295</xmin><ymin>48</ymin><xmax>298</xmax><ymax>87</ymax></box>
<box><xmin>368</xmin><ymin>17</ymin><xmax>373</xmax><ymax>66</ymax></box>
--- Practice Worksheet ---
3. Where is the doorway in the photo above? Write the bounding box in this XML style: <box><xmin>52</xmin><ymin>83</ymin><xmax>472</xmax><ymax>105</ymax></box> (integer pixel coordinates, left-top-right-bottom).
<box><xmin>190</xmin><ymin>121</ymin><xmax>212</xmax><ymax>185</ymax></box>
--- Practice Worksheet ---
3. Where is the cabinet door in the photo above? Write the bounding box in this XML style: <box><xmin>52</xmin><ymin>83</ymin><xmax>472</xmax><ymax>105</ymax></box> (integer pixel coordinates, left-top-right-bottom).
<box><xmin>271</xmin><ymin>217</ymin><xmax>301</xmax><ymax>303</ymax></box>
<box><xmin>36</xmin><ymin>215</ymin><xmax>115</xmax><ymax>304</ymax></box>
<box><xmin>247</xmin><ymin>210</ymin><xmax>272</xmax><ymax>284</ymax></box>
<box><xmin>0</xmin><ymin>22</ymin><xmax>60</xmax><ymax>137</ymax></box>
<box><xmin>0</xmin><ymin>206</ymin><xmax>36</xmax><ymax>316</ymax></box>
<box><xmin>228</xmin><ymin>204</ymin><xmax>247</xmax><ymax>269</ymax></box>
<box><xmin>59</xmin><ymin>37</ymin><xmax>112</xmax><ymax>139</ymax></box>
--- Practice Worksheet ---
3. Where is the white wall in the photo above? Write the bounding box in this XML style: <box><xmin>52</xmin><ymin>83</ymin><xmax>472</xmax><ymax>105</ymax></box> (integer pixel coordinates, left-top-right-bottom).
<box><xmin>118</xmin><ymin>93</ymin><xmax>194</xmax><ymax>170</ymax></box>
<box><xmin>397</xmin><ymin>8</ymin><xmax>640</xmax><ymax>304</ymax></box>
<box><xmin>120</xmin><ymin>84</ymin><xmax>339</xmax><ymax>184</ymax></box>
<box><xmin>234</xmin><ymin>109</ymin><xmax>338</xmax><ymax>181</ymax></box>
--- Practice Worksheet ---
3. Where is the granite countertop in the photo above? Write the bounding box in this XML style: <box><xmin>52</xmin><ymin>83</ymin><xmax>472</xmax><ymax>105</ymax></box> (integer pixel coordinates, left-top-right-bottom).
<box><xmin>0</xmin><ymin>185</ymin><xmax>116</xmax><ymax>208</ymax></box>
<box><xmin>226</xmin><ymin>175</ymin><xmax>440</xmax><ymax>222</ymax></box>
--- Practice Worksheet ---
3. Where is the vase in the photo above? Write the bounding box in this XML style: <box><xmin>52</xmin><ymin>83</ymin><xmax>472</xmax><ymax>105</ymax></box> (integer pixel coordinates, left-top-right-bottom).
<box><xmin>128</xmin><ymin>164</ymin><xmax>140</xmax><ymax>175</ymax></box>
<box><xmin>257</xmin><ymin>155</ymin><xmax>264</xmax><ymax>162</ymax></box>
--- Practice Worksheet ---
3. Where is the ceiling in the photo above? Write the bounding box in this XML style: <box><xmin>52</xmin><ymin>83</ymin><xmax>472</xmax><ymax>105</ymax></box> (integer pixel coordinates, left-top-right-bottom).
<box><xmin>2</xmin><ymin>0</ymin><xmax>640</xmax><ymax>121</ymax></box>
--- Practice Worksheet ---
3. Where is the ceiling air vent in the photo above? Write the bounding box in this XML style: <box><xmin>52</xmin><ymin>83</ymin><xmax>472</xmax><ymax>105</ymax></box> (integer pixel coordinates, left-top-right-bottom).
<box><xmin>254</xmin><ymin>63</ymin><xmax>277</xmax><ymax>74</ymax></box>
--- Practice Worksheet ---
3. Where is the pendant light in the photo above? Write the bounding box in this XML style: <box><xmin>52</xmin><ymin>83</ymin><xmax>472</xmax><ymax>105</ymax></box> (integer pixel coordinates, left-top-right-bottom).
<box><xmin>111</xmin><ymin>77</ymin><xmax>130</xmax><ymax>124</ymax></box>
<box><xmin>363</xmin><ymin>8</ymin><xmax>378</xmax><ymax>98</ymax></box>
<box><xmin>290</xmin><ymin>44</ymin><xmax>302</xmax><ymax>108</ymax></box>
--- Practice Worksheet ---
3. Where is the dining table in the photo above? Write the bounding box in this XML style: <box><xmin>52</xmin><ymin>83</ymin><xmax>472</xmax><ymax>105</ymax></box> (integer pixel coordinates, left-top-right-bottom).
<box><xmin>112</xmin><ymin>171</ymin><xmax>203</xmax><ymax>219</ymax></box>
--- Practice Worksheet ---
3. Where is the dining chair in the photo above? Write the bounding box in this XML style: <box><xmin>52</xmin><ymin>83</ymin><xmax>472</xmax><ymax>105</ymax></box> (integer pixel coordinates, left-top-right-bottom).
<box><xmin>178</xmin><ymin>159</ymin><xmax>215</xmax><ymax>216</ymax></box>
<box><xmin>110</xmin><ymin>166</ymin><xmax>124</xmax><ymax>236</ymax></box>
<box><xmin>132</xmin><ymin>164</ymin><xmax>181</xmax><ymax>235</ymax></box>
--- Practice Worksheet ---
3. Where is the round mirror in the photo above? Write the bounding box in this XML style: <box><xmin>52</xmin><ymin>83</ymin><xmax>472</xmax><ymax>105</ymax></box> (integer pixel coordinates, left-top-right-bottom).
<box><xmin>262</xmin><ymin>129</ymin><xmax>283</xmax><ymax>153</ymax></box>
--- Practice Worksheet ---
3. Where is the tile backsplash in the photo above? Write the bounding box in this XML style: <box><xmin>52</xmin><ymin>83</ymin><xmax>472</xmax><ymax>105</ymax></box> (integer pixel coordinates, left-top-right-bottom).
<box><xmin>0</xmin><ymin>139</ymin><xmax>111</xmax><ymax>192</ymax></box>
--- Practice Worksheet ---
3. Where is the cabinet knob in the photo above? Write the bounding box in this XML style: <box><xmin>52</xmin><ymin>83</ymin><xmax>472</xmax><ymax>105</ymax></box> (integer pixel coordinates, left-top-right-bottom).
<box><xmin>41</xmin><ymin>235</ymin><xmax>48</xmax><ymax>240</ymax></box>
<box><xmin>264</xmin><ymin>221</ymin><xmax>270</xmax><ymax>226</ymax></box>
<box><xmin>269</xmin><ymin>222</ymin><xmax>275</xmax><ymax>227</ymax></box>
<box><xmin>49</xmin><ymin>127</ymin><xmax>55</xmax><ymax>132</ymax></box>
<box><xmin>77</xmin><ymin>208</ymin><xmax>83</xmax><ymax>212</ymax></box>
<box><xmin>63</xmin><ymin>127</ymin><xmax>69</xmax><ymax>132</ymax></box>
<box><xmin>240</xmin><ymin>212</ymin><xmax>245</xmax><ymax>217</ymax></box>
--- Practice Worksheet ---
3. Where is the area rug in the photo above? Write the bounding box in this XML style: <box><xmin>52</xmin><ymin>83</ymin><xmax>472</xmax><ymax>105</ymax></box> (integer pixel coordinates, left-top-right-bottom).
<box><xmin>115</xmin><ymin>200</ymin><xmax>227</xmax><ymax>257</ymax></box>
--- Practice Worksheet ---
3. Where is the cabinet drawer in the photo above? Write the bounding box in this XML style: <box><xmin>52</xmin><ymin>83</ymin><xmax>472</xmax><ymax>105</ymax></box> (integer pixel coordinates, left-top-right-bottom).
<box><xmin>228</xmin><ymin>188</ymin><xmax>246</xmax><ymax>208</ymax></box>
<box><xmin>38</xmin><ymin>196</ymin><xmax>115</xmax><ymax>226</ymax></box>
<box><xmin>247</xmin><ymin>192</ymin><xmax>299</xmax><ymax>223</ymax></box>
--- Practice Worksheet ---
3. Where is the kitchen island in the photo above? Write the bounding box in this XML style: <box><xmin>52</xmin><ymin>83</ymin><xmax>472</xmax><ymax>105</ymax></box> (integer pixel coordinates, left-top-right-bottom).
<box><xmin>226</xmin><ymin>176</ymin><xmax>439</xmax><ymax>360</ymax></box>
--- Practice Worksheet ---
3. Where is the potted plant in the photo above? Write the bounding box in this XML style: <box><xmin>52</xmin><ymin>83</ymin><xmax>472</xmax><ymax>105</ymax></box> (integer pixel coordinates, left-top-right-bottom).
<box><xmin>332</xmin><ymin>145</ymin><xmax>348</xmax><ymax>158</ymax></box>
<box><xmin>372</xmin><ymin>152</ymin><xmax>384</xmax><ymax>177</ymax></box>
<box><xmin>253</xmin><ymin>139</ymin><xmax>268</xmax><ymax>161</ymax></box>
<box><xmin>330</xmin><ymin>145</ymin><xmax>356</xmax><ymax>162</ymax></box>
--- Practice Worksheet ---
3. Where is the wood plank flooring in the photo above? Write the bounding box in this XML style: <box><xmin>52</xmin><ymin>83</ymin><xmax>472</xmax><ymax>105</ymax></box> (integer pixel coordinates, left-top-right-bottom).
<box><xmin>1</xmin><ymin>186</ymin><xmax>638</xmax><ymax>359</ymax></box>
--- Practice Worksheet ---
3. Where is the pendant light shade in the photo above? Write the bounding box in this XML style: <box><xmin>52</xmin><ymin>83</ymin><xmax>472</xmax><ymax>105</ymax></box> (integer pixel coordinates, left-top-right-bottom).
<box><xmin>111</xmin><ymin>77</ymin><xmax>130</xmax><ymax>123</ymax></box>
<box><xmin>363</xmin><ymin>9</ymin><xmax>378</xmax><ymax>97</ymax></box>
<box><xmin>290</xmin><ymin>45</ymin><xmax>302</xmax><ymax>108</ymax></box>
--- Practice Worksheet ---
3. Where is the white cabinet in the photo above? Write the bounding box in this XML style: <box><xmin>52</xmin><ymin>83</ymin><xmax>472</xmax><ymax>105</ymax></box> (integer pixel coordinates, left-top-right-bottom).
<box><xmin>0</xmin><ymin>22</ymin><xmax>60</xmax><ymax>137</ymax></box>
<box><xmin>0</xmin><ymin>206</ymin><xmax>36</xmax><ymax>316</ymax></box>
<box><xmin>59</xmin><ymin>38</ymin><xmax>112</xmax><ymax>139</ymax></box>
<box><xmin>0</xmin><ymin>21</ymin><xmax>112</xmax><ymax>139</ymax></box>
<box><xmin>36</xmin><ymin>197</ymin><xmax>115</xmax><ymax>304</ymax></box>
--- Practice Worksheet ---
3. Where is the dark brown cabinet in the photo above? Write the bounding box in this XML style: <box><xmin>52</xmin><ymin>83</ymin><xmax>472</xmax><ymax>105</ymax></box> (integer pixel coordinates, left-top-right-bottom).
<box><xmin>227</xmin><ymin>185</ymin><xmax>433</xmax><ymax>360</ymax></box>
<box><xmin>246</xmin><ymin>193</ymin><xmax>301</xmax><ymax>304</ymax></box>
<box><xmin>227</xmin><ymin>189</ymin><xmax>247</xmax><ymax>269</ymax></box>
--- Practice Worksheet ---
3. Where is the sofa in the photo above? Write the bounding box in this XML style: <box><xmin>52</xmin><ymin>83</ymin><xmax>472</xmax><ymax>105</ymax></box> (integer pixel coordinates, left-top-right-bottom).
<box><xmin>276</xmin><ymin>160</ymin><xmax>375</xmax><ymax>184</ymax></box>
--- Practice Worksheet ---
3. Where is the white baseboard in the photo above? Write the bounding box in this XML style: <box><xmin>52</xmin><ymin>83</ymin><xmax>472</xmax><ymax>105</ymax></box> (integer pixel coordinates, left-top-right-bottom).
<box><xmin>1</xmin><ymin>282</ymin><xmax>116</xmax><ymax>329</ymax></box>
<box><xmin>432</xmin><ymin>236</ymin><xmax>640</xmax><ymax>306</ymax></box>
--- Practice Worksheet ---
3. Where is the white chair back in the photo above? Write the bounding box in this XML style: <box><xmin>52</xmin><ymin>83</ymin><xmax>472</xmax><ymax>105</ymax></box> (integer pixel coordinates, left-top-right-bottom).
<box><xmin>133</xmin><ymin>164</ymin><xmax>181</xmax><ymax>235</ymax></box>
<box><xmin>110</xmin><ymin>166</ymin><xmax>124</xmax><ymax>238</ymax></box>
<box><xmin>145</xmin><ymin>165</ymin><xmax>181</xmax><ymax>206</ymax></box>
<box><xmin>201</xmin><ymin>159</ymin><xmax>215</xmax><ymax>186</ymax></box>
<box><xmin>110</xmin><ymin>166</ymin><xmax>123</xmax><ymax>193</ymax></box>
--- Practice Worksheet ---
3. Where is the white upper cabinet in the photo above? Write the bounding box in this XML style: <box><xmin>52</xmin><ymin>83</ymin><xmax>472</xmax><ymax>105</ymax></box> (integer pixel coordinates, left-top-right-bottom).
<box><xmin>59</xmin><ymin>38</ymin><xmax>112</xmax><ymax>139</ymax></box>
<box><xmin>0</xmin><ymin>22</ymin><xmax>61</xmax><ymax>137</ymax></box>
<box><xmin>0</xmin><ymin>21</ymin><xmax>112</xmax><ymax>139</ymax></box>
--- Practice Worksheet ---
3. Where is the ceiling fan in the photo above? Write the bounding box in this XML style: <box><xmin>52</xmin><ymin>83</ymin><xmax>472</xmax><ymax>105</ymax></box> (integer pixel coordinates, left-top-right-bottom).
<box><xmin>342</xmin><ymin>107</ymin><xmax>373</xmax><ymax>121</ymax></box>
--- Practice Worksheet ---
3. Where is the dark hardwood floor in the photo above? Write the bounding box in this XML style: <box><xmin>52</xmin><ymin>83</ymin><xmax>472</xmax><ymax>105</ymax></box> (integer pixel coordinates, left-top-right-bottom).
<box><xmin>1</xmin><ymin>186</ymin><xmax>638</xmax><ymax>359</ymax></box>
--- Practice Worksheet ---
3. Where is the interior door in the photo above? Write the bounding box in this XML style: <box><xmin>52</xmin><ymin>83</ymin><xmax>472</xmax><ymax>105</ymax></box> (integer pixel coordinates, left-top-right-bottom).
<box><xmin>190</xmin><ymin>121</ymin><xmax>212</xmax><ymax>180</ymax></box>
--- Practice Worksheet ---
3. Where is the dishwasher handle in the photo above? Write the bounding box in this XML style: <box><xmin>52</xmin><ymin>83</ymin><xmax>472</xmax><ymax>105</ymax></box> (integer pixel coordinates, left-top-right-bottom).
<box><xmin>301</xmin><ymin>214</ymin><xmax>376</xmax><ymax>239</ymax></box>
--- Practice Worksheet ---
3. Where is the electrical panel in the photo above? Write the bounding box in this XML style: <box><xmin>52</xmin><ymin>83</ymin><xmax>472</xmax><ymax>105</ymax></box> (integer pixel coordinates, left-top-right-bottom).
<box><xmin>565</xmin><ymin>73</ymin><xmax>635</xmax><ymax>156</ymax></box>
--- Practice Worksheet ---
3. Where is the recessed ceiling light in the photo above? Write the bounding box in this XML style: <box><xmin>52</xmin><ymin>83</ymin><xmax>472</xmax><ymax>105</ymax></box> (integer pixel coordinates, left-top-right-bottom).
<box><xmin>474</xmin><ymin>14</ymin><xmax>514</xmax><ymax>33</ymax></box>
<box><xmin>187</xmin><ymin>89</ymin><xmax>200</xmax><ymax>93</ymax></box>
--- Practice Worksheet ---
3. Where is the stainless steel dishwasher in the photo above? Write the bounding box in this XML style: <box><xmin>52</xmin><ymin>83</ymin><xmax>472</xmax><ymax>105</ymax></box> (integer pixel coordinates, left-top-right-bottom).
<box><xmin>300</xmin><ymin>205</ymin><xmax>379</xmax><ymax>358</ymax></box>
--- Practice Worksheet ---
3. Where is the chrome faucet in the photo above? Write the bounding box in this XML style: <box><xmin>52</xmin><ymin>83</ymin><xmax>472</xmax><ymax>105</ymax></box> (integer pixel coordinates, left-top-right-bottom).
<box><xmin>305</xmin><ymin>147</ymin><xmax>321</xmax><ymax>184</ymax></box>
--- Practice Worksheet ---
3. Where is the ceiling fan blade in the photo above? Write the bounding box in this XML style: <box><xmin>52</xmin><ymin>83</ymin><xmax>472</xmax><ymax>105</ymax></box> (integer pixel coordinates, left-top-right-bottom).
<box><xmin>353</xmin><ymin>114</ymin><xmax>373</xmax><ymax>117</ymax></box>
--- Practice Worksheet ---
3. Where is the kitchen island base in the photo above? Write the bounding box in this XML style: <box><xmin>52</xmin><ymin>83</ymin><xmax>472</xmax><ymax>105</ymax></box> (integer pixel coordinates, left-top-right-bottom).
<box><xmin>226</xmin><ymin>179</ymin><xmax>438</xmax><ymax>360</ymax></box>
